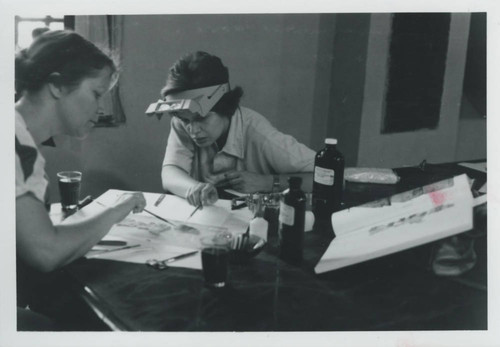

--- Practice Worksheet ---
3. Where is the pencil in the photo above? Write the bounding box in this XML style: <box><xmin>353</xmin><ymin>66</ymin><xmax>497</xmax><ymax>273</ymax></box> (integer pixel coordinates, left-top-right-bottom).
<box><xmin>154</xmin><ymin>194</ymin><xmax>166</xmax><ymax>206</ymax></box>
<box><xmin>188</xmin><ymin>204</ymin><xmax>202</xmax><ymax>219</ymax></box>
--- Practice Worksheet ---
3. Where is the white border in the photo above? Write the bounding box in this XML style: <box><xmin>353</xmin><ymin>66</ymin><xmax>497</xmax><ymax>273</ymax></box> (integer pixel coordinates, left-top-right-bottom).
<box><xmin>1</xmin><ymin>1</ymin><xmax>499</xmax><ymax>346</ymax></box>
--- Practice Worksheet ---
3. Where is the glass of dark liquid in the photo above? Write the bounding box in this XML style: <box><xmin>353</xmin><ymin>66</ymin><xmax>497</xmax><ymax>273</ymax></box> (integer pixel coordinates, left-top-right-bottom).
<box><xmin>57</xmin><ymin>171</ymin><xmax>82</xmax><ymax>211</ymax></box>
<box><xmin>200</xmin><ymin>234</ymin><xmax>231</xmax><ymax>288</ymax></box>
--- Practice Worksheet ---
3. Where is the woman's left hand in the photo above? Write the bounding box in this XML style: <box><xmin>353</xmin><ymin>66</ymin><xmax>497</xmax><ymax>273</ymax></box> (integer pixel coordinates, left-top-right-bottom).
<box><xmin>213</xmin><ymin>170</ymin><xmax>273</xmax><ymax>193</ymax></box>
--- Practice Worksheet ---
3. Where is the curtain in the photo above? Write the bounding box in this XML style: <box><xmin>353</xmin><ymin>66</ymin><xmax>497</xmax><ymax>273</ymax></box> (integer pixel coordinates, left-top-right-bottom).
<box><xmin>75</xmin><ymin>15</ymin><xmax>126</xmax><ymax>125</ymax></box>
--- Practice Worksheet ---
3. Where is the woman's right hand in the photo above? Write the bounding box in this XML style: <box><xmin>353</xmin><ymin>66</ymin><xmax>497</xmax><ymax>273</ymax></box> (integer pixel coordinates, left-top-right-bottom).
<box><xmin>185</xmin><ymin>182</ymin><xmax>218</xmax><ymax>207</ymax></box>
<box><xmin>112</xmin><ymin>192</ymin><xmax>147</xmax><ymax>221</ymax></box>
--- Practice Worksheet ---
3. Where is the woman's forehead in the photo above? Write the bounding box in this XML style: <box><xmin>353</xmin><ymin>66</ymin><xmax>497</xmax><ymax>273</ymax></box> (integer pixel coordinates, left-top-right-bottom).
<box><xmin>85</xmin><ymin>67</ymin><xmax>115</xmax><ymax>90</ymax></box>
<box><xmin>175</xmin><ymin>110</ymin><xmax>200</xmax><ymax>121</ymax></box>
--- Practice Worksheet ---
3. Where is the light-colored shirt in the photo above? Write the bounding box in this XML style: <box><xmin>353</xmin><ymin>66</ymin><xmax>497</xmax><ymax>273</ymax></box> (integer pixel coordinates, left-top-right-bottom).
<box><xmin>15</xmin><ymin>111</ymin><xmax>50</xmax><ymax>208</ymax></box>
<box><xmin>162</xmin><ymin>106</ymin><xmax>315</xmax><ymax>182</ymax></box>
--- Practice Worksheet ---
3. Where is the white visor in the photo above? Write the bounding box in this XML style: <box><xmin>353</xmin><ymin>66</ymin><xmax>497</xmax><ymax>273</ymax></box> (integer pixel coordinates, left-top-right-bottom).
<box><xmin>145</xmin><ymin>83</ymin><xmax>230</xmax><ymax>118</ymax></box>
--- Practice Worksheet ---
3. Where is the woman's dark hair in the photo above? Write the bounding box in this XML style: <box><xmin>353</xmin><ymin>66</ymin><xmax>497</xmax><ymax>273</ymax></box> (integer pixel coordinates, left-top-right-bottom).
<box><xmin>161</xmin><ymin>51</ymin><xmax>243</xmax><ymax>117</ymax></box>
<box><xmin>15</xmin><ymin>30</ymin><xmax>117</xmax><ymax>96</ymax></box>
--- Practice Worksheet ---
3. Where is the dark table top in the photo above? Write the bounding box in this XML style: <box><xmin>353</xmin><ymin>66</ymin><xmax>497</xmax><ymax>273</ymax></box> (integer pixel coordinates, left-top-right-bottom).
<box><xmin>62</xmin><ymin>161</ymin><xmax>487</xmax><ymax>331</ymax></box>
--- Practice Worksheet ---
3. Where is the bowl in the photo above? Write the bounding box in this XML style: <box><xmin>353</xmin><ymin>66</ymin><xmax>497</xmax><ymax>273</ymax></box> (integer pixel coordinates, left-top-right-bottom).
<box><xmin>230</xmin><ymin>234</ymin><xmax>266</xmax><ymax>263</ymax></box>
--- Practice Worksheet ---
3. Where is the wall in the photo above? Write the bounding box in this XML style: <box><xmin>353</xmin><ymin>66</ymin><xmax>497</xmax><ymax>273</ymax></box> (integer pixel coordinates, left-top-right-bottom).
<box><xmin>44</xmin><ymin>14</ymin><xmax>334</xmax><ymax>201</ymax></box>
<box><xmin>41</xmin><ymin>13</ymin><xmax>486</xmax><ymax>202</ymax></box>
<box><xmin>356</xmin><ymin>13</ymin><xmax>473</xmax><ymax>168</ymax></box>
<box><xmin>455</xmin><ymin>97</ymin><xmax>487</xmax><ymax>161</ymax></box>
<box><xmin>326</xmin><ymin>14</ymin><xmax>371</xmax><ymax>166</ymax></box>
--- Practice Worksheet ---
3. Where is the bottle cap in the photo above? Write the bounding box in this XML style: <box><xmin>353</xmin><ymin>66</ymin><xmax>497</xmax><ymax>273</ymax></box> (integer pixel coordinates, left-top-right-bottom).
<box><xmin>325</xmin><ymin>138</ymin><xmax>337</xmax><ymax>145</ymax></box>
<box><xmin>288</xmin><ymin>176</ymin><xmax>302</xmax><ymax>188</ymax></box>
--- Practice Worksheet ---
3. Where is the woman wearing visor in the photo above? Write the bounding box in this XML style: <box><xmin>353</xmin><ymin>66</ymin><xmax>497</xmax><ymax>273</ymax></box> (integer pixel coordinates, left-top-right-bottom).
<box><xmin>156</xmin><ymin>51</ymin><xmax>315</xmax><ymax>207</ymax></box>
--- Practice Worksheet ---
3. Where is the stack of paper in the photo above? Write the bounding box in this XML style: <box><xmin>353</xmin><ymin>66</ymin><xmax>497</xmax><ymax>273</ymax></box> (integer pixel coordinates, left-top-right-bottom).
<box><xmin>315</xmin><ymin>174</ymin><xmax>474</xmax><ymax>274</ymax></box>
<box><xmin>65</xmin><ymin>190</ymin><xmax>253</xmax><ymax>269</ymax></box>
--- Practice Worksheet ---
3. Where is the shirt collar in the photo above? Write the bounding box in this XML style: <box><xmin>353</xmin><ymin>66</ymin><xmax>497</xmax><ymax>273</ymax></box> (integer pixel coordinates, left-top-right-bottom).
<box><xmin>219</xmin><ymin>108</ymin><xmax>244</xmax><ymax>159</ymax></box>
<box><xmin>16</xmin><ymin>110</ymin><xmax>56</xmax><ymax>147</ymax></box>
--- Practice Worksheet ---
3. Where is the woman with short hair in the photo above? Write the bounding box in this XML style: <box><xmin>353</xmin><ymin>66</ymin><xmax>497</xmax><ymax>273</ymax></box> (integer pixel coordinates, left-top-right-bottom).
<box><xmin>159</xmin><ymin>51</ymin><xmax>315</xmax><ymax>207</ymax></box>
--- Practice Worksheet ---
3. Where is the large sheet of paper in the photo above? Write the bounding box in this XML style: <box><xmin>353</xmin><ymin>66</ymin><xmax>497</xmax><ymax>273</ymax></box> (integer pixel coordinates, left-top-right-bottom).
<box><xmin>63</xmin><ymin>190</ymin><xmax>253</xmax><ymax>269</ymax></box>
<box><xmin>84</xmin><ymin>214</ymin><xmax>204</xmax><ymax>269</ymax></box>
<box><xmin>315</xmin><ymin>174</ymin><xmax>474</xmax><ymax>274</ymax></box>
<box><xmin>87</xmin><ymin>239</ymin><xmax>202</xmax><ymax>270</ymax></box>
<box><xmin>97</xmin><ymin>190</ymin><xmax>239</xmax><ymax>228</ymax></box>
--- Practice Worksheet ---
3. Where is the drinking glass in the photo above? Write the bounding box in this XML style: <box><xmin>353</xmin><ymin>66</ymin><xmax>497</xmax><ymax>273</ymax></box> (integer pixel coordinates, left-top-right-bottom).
<box><xmin>200</xmin><ymin>234</ymin><xmax>231</xmax><ymax>288</ymax></box>
<box><xmin>57</xmin><ymin>171</ymin><xmax>82</xmax><ymax>211</ymax></box>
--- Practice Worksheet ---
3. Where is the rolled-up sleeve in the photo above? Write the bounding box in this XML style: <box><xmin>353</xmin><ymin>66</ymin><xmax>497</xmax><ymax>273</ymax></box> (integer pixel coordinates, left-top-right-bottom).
<box><xmin>245</xmin><ymin>112</ymin><xmax>315</xmax><ymax>174</ymax></box>
<box><xmin>162</xmin><ymin>118</ymin><xmax>195</xmax><ymax>174</ymax></box>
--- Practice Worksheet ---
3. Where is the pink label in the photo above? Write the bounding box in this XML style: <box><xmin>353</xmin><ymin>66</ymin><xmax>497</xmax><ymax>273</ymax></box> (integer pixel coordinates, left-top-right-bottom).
<box><xmin>429</xmin><ymin>191</ymin><xmax>446</xmax><ymax>206</ymax></box>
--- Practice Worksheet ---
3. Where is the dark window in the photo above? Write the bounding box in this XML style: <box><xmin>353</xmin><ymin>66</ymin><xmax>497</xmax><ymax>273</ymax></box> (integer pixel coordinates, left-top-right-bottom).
<box><xmin>382</xmin><ymin>13</ymin><xmax>451</xmax><ymax>133</ymax></box>
<box><xmin>461</xmin><ymin>13</ymin><xmax>486</xmax><ymax>118</ymax></box>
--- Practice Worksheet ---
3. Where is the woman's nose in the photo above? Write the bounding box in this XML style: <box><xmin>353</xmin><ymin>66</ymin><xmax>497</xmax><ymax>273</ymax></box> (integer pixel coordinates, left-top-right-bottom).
<box><xmin>94</xmin><ymin>104</ymin><xmax>105</xmax><ymax>122</ymax></box>
<box><xmin>96</xmin><ymin>99</ymin><xmax>105</xmax><ymax>114</ymax></box>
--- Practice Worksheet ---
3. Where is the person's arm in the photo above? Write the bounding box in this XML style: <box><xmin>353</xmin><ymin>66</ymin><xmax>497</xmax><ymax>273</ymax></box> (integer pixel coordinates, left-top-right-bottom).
<box><xmin>272</xmin><ymin>172</ymin><xmax>313</xmax><ymax>192</ymax></box>
<box><xmin>16</xmin><ymin>192</ymin><xmax>145</xmax><ymax>272</ymax></box>
<box><xmin>211</xmin><ymin>114</ymin><xmax>315</xmax><ymax>193</ymax></box>
<box><xmin>161</xmin><ymin>165</ymin><xmax>198</xmax><ymax>198</ymax></box>
<box><xmin>259</xmin><ymin>124</ymin><xmax>315</xmax><ymax>192</ymax></box>
<box><xmin>162</xmin><ymin>165</ymin><xmax>217</xmax><ymax>206</ymax></box>
<box><xmin>213</xmin><ymin>171</ymin><xmax>313</xmax><ymax>193</ymax></box>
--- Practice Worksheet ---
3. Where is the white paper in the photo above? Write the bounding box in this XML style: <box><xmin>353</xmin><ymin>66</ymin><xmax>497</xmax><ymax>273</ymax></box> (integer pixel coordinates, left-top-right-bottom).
<box><xmin>315</xmin><ymin>174</ymin><xmax>474</xmax><ymax>273</ymax></box>
<box><xmin>87</xmin><ymin>241</ymin><xmax>202</xmax><ymax>270</ymax></box>
<box><xmin>96</xmin><ymin>190</ymin><xmax>255</xmax><ymax>233</ymax></box>
<box><xmin>82</xmin><ymin>213</ymin><xmax>209</xmax><ymax>269</ymax></box>
<box><xmin>77</xmin><ymin>190</ymin><xmax>254</xmax><ymax>268</ymax></box>
<box><xmin>96</xmin><ymin>190</ymin><xmax>233</xmax><ymax>228</ymax></box>
<box><xmin>458</xmin><ymin>161</ymin><xmax>487</xmax><ymax>173</ymax></box>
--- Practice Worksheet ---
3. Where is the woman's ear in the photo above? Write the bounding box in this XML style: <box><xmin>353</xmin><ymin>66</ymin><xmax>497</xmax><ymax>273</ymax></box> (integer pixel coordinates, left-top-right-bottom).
<box><xmin>47</xmin><ymin>72</ymin><xmax>63</xmax><ymax>99</ymax></box>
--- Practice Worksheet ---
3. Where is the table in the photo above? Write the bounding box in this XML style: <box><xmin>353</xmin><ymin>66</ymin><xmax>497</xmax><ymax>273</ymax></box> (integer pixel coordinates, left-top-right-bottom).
<box><xmin>50</xmin><ymin>162</ymin><xmax>488</xmax><ymax>331</ymax></box>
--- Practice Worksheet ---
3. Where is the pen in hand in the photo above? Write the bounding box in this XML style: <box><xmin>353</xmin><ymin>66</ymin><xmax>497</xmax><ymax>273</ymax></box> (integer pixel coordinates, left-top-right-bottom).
<box><xmin>154</xmin><ymin>194</ymin><xmax>166</xmax><ymax>207</ymax></box>
<box><xmin>188</xmin><ymin>204</ymin><xmax>202</xmax><ymax>219</ymax></box>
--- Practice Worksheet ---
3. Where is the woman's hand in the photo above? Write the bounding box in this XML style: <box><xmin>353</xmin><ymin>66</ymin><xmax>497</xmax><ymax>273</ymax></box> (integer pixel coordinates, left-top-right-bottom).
<box><xmin>112</xmin><ymin>192</ymin><xmax>147</xmax><ymax>221</ymax></box>
<box><xmin>214</xmin><ymin>170</ymin><xmax>273</xmax><ymax>193</ymax></box>
<box><xmin>185</xmin><ymin>182</ymin><xmax>218</xmax><ymax>207</ymax></box>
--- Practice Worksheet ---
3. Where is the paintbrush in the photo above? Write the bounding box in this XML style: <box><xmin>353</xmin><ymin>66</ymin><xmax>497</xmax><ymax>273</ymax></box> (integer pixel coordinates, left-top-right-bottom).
<box><xmin>143</xmin><ymin>208</ymin><xmax>178</xmax><ymax>227</ymax></box>
<box><xmin>187</xmin><ymin>204</ymin><xmax>202</xmax><ymax>219</ymax></box>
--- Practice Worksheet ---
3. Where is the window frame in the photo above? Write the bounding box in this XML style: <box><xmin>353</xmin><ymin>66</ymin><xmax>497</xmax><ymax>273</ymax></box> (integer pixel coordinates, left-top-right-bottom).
<box><xmin>15</xmin><ymin>15</ymin><xmax>75</xmax><ymax>47</ymax></box>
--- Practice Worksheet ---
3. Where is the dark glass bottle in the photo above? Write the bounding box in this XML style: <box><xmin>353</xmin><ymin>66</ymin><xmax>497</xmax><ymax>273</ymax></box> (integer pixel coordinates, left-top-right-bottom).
<box><xmin>279</xmin><ymin>177</ymin><xmax>306</xmax><ymax>265</ymax></box>
<box><xmin>312</xmin><ymin>138</ymin><xmax>345</xmax><ymax>220</ymax></box>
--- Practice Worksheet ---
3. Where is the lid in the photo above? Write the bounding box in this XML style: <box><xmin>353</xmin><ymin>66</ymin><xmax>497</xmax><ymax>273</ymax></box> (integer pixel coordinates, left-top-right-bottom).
<box><xmin>325</xmin><ymin>138</ymin><xmax>337</xmax><ymax>145</ymax></box>
<box><xmin>288</xmin><ymin>176</ymin><xmax>302</xmax><ymax>188</ymax></box>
